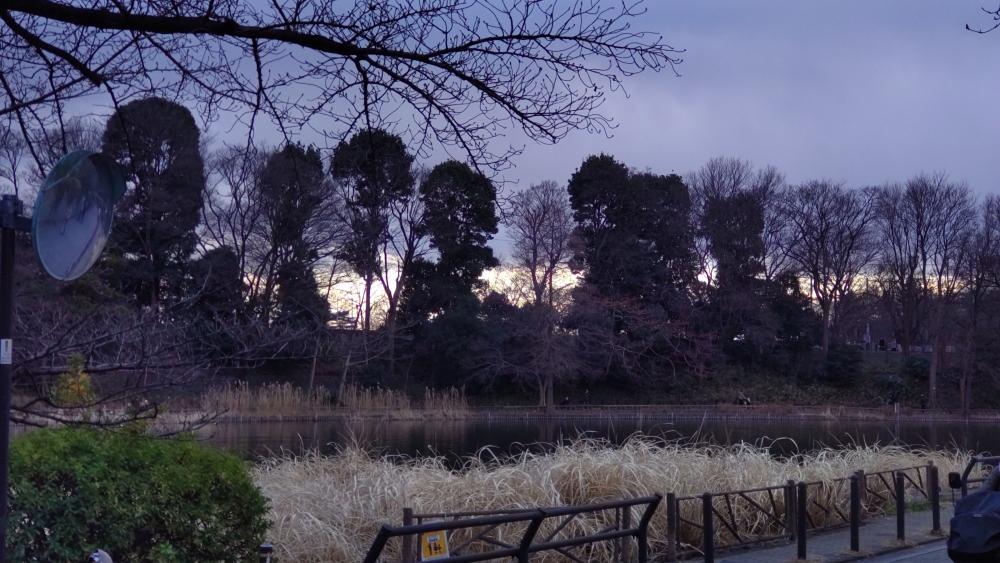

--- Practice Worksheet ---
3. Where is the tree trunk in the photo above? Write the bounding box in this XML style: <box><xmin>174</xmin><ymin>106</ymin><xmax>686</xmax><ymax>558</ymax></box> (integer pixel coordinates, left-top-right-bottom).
<box><xmin>362</xmin><ymin>275</ymin><xmax>373</xmax><ymax>362</ymax></box>
<box><xmin>337</xmin><ymin>348</ymin><xmax>353</xmax><ymax>407</ymax></box>
<box><xmin>928</xmin><ymin>333</ymin><xmax>941</xmax><ymax>410</ymax></box>
<box><xmin>820</xmin><ymin>303</ymin><xmax>832</xmax><ymax>355</ymax></box>
<box><xmin>545</xmin><ymin>371</ymin><xmax>554</xmax><ymax>413</ymax></box>
<box><xmin>307</xmin><ymin>335</ymin><xmax>320</xmax><ymax>395</ymax></box>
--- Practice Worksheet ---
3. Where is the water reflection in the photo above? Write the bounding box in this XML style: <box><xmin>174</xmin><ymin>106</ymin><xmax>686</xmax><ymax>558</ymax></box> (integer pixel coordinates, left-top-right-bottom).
<box><xmin>200</xmin><ymin>416</ymin><xmax>997</xmax><ymax>461</ymax></box>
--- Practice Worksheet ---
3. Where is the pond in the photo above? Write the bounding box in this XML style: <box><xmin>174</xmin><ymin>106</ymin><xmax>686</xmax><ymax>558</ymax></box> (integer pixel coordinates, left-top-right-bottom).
<box><xmin>199</xmin><ymin>416</ymin><xmax>1000</xmax><ymax>461</ymax></box>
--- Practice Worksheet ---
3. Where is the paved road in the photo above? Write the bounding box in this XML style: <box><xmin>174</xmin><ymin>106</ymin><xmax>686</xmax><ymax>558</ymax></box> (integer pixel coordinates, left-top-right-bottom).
<box><xmin>865</xmin><ymin>541</ymin><xmax>949</xmax><ymax>562</ymax></box>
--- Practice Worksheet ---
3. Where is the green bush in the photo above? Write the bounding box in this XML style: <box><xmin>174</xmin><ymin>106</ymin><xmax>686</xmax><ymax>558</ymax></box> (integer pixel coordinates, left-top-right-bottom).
<box><xmin>822</xmin><ymin>344</ymin><xmax>863</xmax><ymax>387</ymax></box>
<box><xmin>900</xmin><ymin>355</ymin><xmax>931</xmax><ymax>382</ymax></box>
<box><xmin>7</xmin><ymin>427</ymin><xmax>269</xmax><ymax>562</ymax></box>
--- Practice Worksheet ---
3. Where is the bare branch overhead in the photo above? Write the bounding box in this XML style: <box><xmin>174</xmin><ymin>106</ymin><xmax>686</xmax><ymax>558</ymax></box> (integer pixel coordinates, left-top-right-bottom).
<box><xmin>0</xmin><ymin>0</ymin><xmax>683</xmax><ymax>171</ymax></box>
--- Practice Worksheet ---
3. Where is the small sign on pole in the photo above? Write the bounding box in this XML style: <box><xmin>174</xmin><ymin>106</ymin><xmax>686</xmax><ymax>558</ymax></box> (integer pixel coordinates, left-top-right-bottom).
<box><xmin>419</xmin><ymin>530</ymin><xmax>450</xmax><ymax>561</ymax></box>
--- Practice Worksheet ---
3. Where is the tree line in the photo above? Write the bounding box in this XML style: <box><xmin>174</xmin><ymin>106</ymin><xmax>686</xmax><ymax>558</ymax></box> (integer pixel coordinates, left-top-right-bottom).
<box><xmin>4</xmin><ymin>98</ymin><xmax>1000</xmax><ymax>414</ymax></box>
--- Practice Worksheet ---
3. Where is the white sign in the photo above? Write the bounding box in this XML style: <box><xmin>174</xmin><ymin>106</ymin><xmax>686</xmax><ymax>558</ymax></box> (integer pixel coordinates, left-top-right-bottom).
<box><xmin>0</xmin><ymin>339</ymin><xmax>10</xmax><ymax>365</ymax></box>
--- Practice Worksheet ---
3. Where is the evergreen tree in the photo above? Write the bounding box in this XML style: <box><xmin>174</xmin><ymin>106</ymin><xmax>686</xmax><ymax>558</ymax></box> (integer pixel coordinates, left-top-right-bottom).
<box><xmin>101</xmin><ymin>97</ymin><xmax>204</xmax><ymax>308</ymax></box>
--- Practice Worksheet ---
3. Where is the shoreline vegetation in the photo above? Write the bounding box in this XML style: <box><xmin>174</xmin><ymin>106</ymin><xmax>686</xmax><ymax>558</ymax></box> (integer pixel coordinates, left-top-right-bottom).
<box><xmin>253</xmin><ymin>436</ymin><xmax>968</xmax><ymax>562</ymax></box>
<box><xmin>180</xmin><ymin>381</ymin><xmax>1000</xmax><ymax>424</ymax></box>
<box><xmin>17</xmin><ymin>380</ymin><xmax>1000</xmax><ymax>429</ymax></box>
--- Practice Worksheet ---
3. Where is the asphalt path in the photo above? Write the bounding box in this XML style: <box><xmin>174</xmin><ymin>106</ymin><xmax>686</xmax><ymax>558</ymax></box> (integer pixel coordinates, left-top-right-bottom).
<box><xmin>864</xmin><ymin>541</ymin><xmax>950</xmax><ymax>562</ymax></box>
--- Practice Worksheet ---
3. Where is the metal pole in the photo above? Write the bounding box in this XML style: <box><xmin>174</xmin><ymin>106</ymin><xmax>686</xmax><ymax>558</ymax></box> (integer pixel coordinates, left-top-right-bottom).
<box><xmin>855</xmin><ymin>469</ymin><xmax>866</xmax><ymax>521</ymax></box>
<box><xmin>797</xmin><ymin>482</ymin><xmax>807</xmax><ymax>560</ymax></box>
<box><xmin>622</xmin><ymin>503</ymin><xmax>632</xmax><ymax>562</ymax></box>
<box><xmin>0</xmin><ymin>197</ymin><xmax>16</xmax><ymax>563</ymax></box>
<box><xmin>401</xmin><ymin>507</ymin><xmax>414</xmax><ymax>563</ymax></box>
<box><xmin>702</xmin><ymin>493</ymin><xmax>714</xmax><ymax>563</ymax></box>
<box><xmin>895</xmin><ymin>473</ymin><xmax>905</xmax><ymax>542</ymax></box>
<box><xmin>929</xmin><ymin>464</ymin><xmax>941</xmax><ymax>534</ymax></box>
<box><xmin>665</xmin><ymin>493</ymin><xmax>677</xmax><ymax>562</ymax></box>
<box><xmin>785</xmin><ymin>479</ymin><xmax>796</xmax><ymax>540</ymax></box>
<box><xmin>849</xmin><ymin>474</ymin><xmax>860</xmax><ymax>552</ymax></box>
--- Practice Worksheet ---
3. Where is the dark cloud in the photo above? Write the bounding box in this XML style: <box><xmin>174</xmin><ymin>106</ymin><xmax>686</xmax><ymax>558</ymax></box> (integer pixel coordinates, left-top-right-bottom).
<box><xmin>495</xmin><ymin>1</ymin><xmax>1000</xmax><ymax>198</ymax></box>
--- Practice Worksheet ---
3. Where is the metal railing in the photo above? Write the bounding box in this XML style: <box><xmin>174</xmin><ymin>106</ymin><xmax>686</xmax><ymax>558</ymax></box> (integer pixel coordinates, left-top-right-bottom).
<box><xmin>364</xmin><ymin>461</ymin><xmax>948</xmax><ymax>562</ymax></box>
<box><xmin>364</xmin><ymin>496</ymin><xmax>661</xmax><ymax>563</ymax></box>
<box><xmin>669</xmin><ymin>482</ymin><xmax>794</xmax><ymax>560</ymax></box>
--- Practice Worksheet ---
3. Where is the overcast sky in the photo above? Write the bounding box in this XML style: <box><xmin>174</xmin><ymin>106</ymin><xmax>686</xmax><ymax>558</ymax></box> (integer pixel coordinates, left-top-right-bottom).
<box><xmin>479</xmin><ymin>0</ymin><xmax>1000</xmax><ymax>228</ymax></box>
<box><xmin>67</xmin><ymin>2</ymin><xmax>1000</xmax><ymax>259</ymax></box>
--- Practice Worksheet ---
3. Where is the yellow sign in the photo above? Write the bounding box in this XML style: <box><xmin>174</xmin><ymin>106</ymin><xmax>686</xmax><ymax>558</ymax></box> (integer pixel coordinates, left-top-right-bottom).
<box><xmin>419</xmin><ymin>530</ymin><xmax>450</xmax><ymax>561</ymax></box>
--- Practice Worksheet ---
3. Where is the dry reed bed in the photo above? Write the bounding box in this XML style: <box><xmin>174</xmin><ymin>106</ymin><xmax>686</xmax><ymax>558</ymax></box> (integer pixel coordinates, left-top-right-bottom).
<box><xmin>198</xmin><ymin>382</ymin><xmax>469</xmax><ymax>419</ymax></box>
<box><xmin>253</xmin><ymin>437</ymin><xmax>967</xmax><ymax>562</ymax></box>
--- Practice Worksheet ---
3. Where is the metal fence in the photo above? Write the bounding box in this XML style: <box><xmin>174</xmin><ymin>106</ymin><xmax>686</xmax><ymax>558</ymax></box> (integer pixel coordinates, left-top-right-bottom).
<box><xmin>363</xmin><ymin>496</ymin><xmax>661</xmax><ymax>563</ymax></box>
<box><xmin>364</xmin><ymin>461</ymin><xmax>949</xmax><ymax>562</ymax></box>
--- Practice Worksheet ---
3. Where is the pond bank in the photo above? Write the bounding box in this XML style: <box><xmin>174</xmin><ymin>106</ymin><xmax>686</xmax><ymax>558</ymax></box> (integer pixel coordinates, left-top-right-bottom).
<box><xmin>204</xmin><ymin>403</ymin><xmax>1000</xmax><ymax>424</ymax></box>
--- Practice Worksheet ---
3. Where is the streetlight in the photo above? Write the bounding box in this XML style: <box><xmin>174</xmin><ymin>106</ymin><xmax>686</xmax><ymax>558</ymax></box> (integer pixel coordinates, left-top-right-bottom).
<box><xmin>0</xmin><ymin>151</ymin><xmax>124</xmax><ymax>561</ymax></box>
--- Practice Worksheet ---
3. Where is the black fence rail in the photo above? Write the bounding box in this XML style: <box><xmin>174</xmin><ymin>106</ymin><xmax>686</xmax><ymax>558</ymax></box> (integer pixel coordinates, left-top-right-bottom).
<box><xmin>669</xmin><ymin>482</ymin><xmax>794</xmax><ymax>560</ymax></box>
<box><xmin>364</xmin><ymin>462</ymin><xmax>951</xmax><ymax>562</ymax></box>
<box><xmin>364</xmin><ymin>496</ymin><xmax>661</xmax><ymax>563</ymax></box>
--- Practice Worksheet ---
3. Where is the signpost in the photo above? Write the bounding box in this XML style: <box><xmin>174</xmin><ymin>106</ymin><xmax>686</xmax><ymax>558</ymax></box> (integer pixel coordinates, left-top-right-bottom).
<box><xmin>0</xmin><ymin>151</ymin><xmax>124</xmax><ymax>561</ymax></box>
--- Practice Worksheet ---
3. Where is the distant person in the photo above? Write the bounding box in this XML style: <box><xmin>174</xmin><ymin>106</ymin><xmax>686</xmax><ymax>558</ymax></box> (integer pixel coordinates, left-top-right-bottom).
<box><xmin>583</xmin><ymin>388</ymin><xmax>591</xmax><ymax>404</ymax></box>
<box><xmin>560</xmin><ymin>396</ymin><xmax>570</xmax><ymax>406</ymax></box>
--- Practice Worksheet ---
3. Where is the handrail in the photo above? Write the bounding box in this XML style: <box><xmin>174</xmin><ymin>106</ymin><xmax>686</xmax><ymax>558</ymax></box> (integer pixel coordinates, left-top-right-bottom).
<box><xmin>367</xmin><ymin>495</ymin><xmax>661</xmax><ymax>563</ymax></box>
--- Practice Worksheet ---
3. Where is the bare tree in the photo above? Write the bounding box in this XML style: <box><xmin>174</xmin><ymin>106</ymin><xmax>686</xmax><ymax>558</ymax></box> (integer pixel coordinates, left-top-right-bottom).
<box><xmin>874</xmin><ymin>174</ymin><xmax>976</xmax><ymax>407</ymax></box>
<box><xmin>957</xmin><ymin>196</ymin><xmax>1000</xmax><ymax>414</ymax></box>
<box><xmin>203</xmin><ymin>143</ymin><xmax>344</xmax><ymax>322</ymax></box>
<box><xmin>0</xmin><ymin>1</ymin><xmax>681</xmax><ymax>172</ymax></box>
<box><xmin>506</xmin><ymin>180</ymin><xmax>574</xmax><ymax>307</ymax></box>
<box><xmin>375</xmin><ymin>168</ymin><xmax>428</xmax><ymax>379</ymax></box>
<box><xmin>784</xmin><ymin>181</ymin><xmax>877</xmax><ymax>355</ymax></box>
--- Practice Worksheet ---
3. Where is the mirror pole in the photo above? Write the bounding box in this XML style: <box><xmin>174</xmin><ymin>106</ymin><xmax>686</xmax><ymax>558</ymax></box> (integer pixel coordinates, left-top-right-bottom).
<box><xmin>0</xmin><ymin>194</ymin><xmax>21</xmax><ymax>563</ymax></box>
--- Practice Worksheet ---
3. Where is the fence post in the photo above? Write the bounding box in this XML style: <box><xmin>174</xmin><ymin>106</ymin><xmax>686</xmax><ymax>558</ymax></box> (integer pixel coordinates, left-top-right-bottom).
<box><xmin>929</xmin><ymin>463</ymin><xmax>941</xmax><ymax>534</ymax></box>
<box><xmin>855</xmin><ymin>469</ymin><xmax>866</xmax><ymax>521</ymax></box>
<box><xmin>666</xmin><ymin>493</ymin><xmax>678</xmax><ymax>562</ymax></box>
<box><xmin>622</xmin><ymin>505</ymin><xmax>632</xmax><ymax>562</ymax></box>
<box><xmin>362</xmin><ymin>528</ymin><xmax>392</xmax><ymax>563</ymax></box>
<box><xmin>895</xmin><ymin>472</ymin><xmax>906</xmax><ymax>542</ymax></box>
<box><xmin>517</xmin><ymin>511</ymin><xmax>545</xmax><ymax>563</ymax></box>
<box><xmin>785</xmin><ymin>479</ymin><xmax>796</xmax><ymax>541</ymax></box>
<box><xmin>702</xmin><ymin>493</ymin><xmax>714</xmax><ymax>563</ymax></box>
<box><xmin>849</xmin><ymin>474</ymin><xmax>861</xmax><ymax>552</ymax></box>
<box><xmin>797</xmin><ymin>482</ymin><xmax>807</xmax><ymax>560</ymax></box>
<box><xmin>637</xmin><ymin>494</ymin><xmax>661</xmax><ymax>563</ymax></box>
<box><xmin>400</xmin><ymin>508</ymin><xmax>414</xmax><ymax>563</ymax></box>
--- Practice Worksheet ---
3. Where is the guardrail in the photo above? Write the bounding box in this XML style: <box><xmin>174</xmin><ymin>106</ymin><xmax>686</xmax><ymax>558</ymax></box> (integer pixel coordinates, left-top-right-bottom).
<box><xmin>364</xmin><ymin>496</ymin><xmax>661</xmax><ymax>563</ymax></box>
<box><xmin>366</xmin><ymin>462</ymin><xmax>948</xmax><ymax>562</ymax></box>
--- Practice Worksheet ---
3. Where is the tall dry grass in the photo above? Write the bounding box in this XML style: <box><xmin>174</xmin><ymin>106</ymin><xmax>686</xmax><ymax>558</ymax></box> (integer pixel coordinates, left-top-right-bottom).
<box><xmin>201</xmin><ymin>381</ymin><xmax>332</xmax><ymax>416</ymax></box>
<box><xmin>200</xmin><ymin>382</ymin><xmax>469</xmax><ymax>419</ymax></box>
<box><xmin>253</xmin><ymin>436</ymin><xmax>968</xmax><ymax>562</ymax></box>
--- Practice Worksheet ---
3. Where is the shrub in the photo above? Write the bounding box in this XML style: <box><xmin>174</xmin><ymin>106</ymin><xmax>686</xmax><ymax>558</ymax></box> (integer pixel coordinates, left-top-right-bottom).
<box><xmin>8</xmin><ymin>427</ymin><xmax>269</xmax><ymax>562</ymax></box>
<box><xmin>822</xmin><ymin>344</ymin><xmax>863</xmax><ymax>387</ymax></box>
<box><xmin>874</xmin><ymin>372</ymin><xmax>907</xmax><ymax>404</ymax></box>
<box><xmin>51</xmin><ymin>354</ymin><xmax>95</xmax><ymax>407</ymax></box>
<box><xmin>900</xmin><ymin>355</ymin><xmax>931</xmax><ymax>382</ymax></box>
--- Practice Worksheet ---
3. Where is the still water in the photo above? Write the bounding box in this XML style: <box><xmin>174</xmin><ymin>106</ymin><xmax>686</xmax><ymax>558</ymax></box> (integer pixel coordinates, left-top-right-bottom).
<box><xmin>200</xmin><ymin>417</ymin><xmax>1000</xmax><ymax>461</ymax></box>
